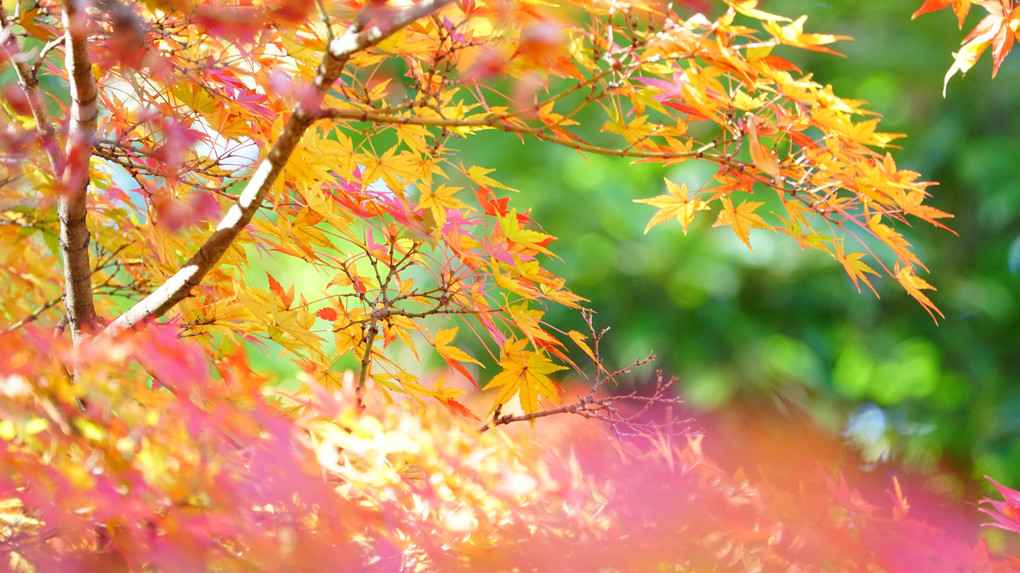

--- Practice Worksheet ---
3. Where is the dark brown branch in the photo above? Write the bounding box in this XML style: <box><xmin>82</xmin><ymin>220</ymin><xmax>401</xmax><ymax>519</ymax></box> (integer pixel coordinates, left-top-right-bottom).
<box><xmin>357</xmin><ymin>318</ymin><xmax>378</xmax><ymax>396</ymax></box>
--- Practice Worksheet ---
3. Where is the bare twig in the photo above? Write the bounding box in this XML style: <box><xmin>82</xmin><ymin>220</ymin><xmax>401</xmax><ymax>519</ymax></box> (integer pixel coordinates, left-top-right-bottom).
<box><xmin>356</xmin><ymin>317</ymin><xmax>378</xmax><ymax>406</ymax></box>
<box><xmin>315</xmin><ymin>0</ymin><xmax>334</xmax><ymax>42</ymax></box>
<box><xmin>32</xmin><ymin>33</ymin><xmax>65</xmax><ymax>76</ymax></box>
<box><xmin>4</xmin><ymin>298</ymin><xmax>65</xmax><ymax>333</ymax></box>
<box><xmin>479</xmin><ymin>312</ymin><xmax>685</xmax><ymax>435</ymax></box>
<box><xmin>314</xmin><ymin>105</ymin><xmax>749</xmax><ymax>166</ymax></box>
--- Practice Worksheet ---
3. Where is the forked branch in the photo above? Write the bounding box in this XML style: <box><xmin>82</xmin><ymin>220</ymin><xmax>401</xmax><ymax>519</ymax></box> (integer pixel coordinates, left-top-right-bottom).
<box><xmin>105</xmin><ymin>0</ymin><xmax>457</xmax><ymax>334</ymax></box>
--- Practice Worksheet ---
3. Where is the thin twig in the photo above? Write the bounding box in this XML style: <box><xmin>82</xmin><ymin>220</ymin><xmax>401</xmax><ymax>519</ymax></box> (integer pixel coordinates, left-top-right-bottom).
<box><xmin>479</xmin><ymin>312</ymin><xmax>684</xmax><ymax>435</ymax></box>
<box><xmin>315</xmin><ymin>0</ymin><xmax>334</xmax><ymax>41</ymax></box>
<box><xmin>32</xmin><ymin>33</ymin><xmax>65</xmax><ymax>76</ymax></box>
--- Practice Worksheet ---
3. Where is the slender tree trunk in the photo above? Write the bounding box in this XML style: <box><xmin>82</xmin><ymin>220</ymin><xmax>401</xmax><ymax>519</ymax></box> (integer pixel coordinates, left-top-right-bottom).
<box><xmin>58</xmin><ymin>0</ymin><xmax>99</xmax><ymax>345</ymax></box>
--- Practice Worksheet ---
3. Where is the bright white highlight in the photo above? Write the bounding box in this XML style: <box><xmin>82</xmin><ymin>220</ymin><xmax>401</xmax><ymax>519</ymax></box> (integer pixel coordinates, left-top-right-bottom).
<box><xmin>106</xmin><ymin>264</ymin><xmax>200</xmax><ymax>332</ymax></box>
<box><xmin>240</xmin><ymin>161</ymin><xmax>271</xmax><ymax>209</ymax></box>
<box><xmin>217</xmin><ymin>205</ymin><xmax>243</xmax><ymax>231</ymax></box>
<box><xmin>216</xmin><ymin>161</ymin><xmax>270</xmax><ymax>231</ymax></box>
<box><xmin>329</xmin><ymin>31</ymin><xmax>359</xmax><ymax>58</ymax></box>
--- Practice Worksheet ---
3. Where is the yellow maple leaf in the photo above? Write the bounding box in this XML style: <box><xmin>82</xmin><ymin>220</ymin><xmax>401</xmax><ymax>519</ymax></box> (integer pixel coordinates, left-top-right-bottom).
<box><xmin>487</xmin><ymin>339</ymin><xmax>566</xmax><ymax>419</ymax></box>
<box><xmin>508</xmin><ymin>303</ymin><xmax>558</xmax><ymax>348</ymax></box>
<box><xmin>498</xmin><ymin>211</ymin><xmax>555</xmax><ymax>255</ymax></box>
<box><xmin>834</xmin><ymin>241</ymin><xmax>879</xmax><ymax>296</ymax></box>
<box><xmin>762</xmin><ymin>15</ymin><xmax>850</xmax><ymax>55</ymax></box>
<box><xmin>434</xmin><ymin>327</ymin><xmax>483</xmax><ymax>366</ymax></box>
<box><xmin>713</xmin><ymin>199</ymin><xmax>772</xmax><ymax>250</ymax></box>
<box><xmin>726</xmin><ymin>0</ymin><xmax>791</xmax><ymax>22</ymax></box>
<box><xmin>634</xmin><ymin>178</ymin><xmax>709</xmax><ymax>234</ymax></box>
<box><xmin>463</xmin><ymin>164</ymin><xmax>517</xmax><ymax>191</ymax></box>
<box><xmin>418</xmin><ymin>184</ymin><xmax>469</xmax><ymax>228</ymax></box>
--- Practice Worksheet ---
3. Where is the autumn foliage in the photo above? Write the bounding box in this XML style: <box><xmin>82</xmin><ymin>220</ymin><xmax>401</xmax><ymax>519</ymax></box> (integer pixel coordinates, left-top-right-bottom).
<box><xmin>1</xmin><ymin>0</ymin><xmax>1020</xmax><ymax>570</ymax></box>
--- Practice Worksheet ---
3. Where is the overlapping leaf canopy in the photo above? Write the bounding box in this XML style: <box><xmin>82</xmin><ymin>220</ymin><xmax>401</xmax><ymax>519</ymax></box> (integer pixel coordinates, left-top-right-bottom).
<box><xmin>1</xmin><ymin>0</ymin><xmax>1015</xmax><ymax>570</ymax></box>
<box><xmin>2</xmin><ymin>0</ymin><xmax>954</xmax><ymax>422</ymax></box>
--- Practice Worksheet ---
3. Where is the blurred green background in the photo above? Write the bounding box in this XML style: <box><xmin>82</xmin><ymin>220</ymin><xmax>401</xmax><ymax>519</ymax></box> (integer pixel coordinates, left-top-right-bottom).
<box><xmin>453</xmin><ymin>0</ymin><xmax>1020</xmax><ymax>493</ymax></box>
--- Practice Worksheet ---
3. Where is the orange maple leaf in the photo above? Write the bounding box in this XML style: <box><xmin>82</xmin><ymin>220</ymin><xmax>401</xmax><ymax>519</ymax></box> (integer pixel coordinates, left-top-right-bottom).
<box><xmin>747</xmin><ymin>117</ymin><xmax>781</xmax><ymax>179</ymax></box>
<box><xmin>867</xmin><ymin>215</ymin><xmax>923</xmax><ymax>270</ymax></box>
<box><xmin>895</xmin><ymin>264</ymin><xmax>945</xmax><ymax>322</ymax></box>
<box><xmin>266</xmin><ymin>272</ymin><xmax>294</xmax><ymax>309</ymax></box>
<box><xmin>911</xmin><ymin>0</ymin><xmax>977</xmax><ymax>27</ymax></box>
<box><xmin>713</xmin><ymin>199</ymin><xmax>772</xmax><ymax>251</ymax></box>
<box><xmin>902</xmin><ymin>190</ymin><xmax>956</xmax><ymax>232</ymax></box>
<box><xmin>834</xmin><ymin>242</ymin><xmax>880</xmax><ymax>296</ymax></box>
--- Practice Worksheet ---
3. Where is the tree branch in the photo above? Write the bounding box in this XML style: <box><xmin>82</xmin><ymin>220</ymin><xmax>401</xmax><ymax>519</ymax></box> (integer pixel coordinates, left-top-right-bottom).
<box><xmin>105</xmin><ymin>0</ymin><xmax>458</xmax><ymax>334</ymax></box>
<box><xmin>315</xmin><ymin>106</ymin><xmax>733</xmax><ymax>163</ymax></box>
<box><xmin>0</xmin><ymin>8</ymin><xmax>64</xmax><ymax>172</ymax></box>
<box><xmin>57</xmin><ymin>0</ymin><xmax>99</xmax><ymax>345</ymax></box>
<box><xmin>479</xmin><ymin>312</ymin><xmax>678</xmax><ymax>434</ymax></box>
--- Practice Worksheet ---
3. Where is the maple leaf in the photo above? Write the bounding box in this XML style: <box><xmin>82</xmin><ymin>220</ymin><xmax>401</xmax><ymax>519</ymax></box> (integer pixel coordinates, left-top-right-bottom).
<box><xmin>475</xmin><ymin>185</ymin><xmax>510</xmax><ymax>217</ymax></box>
<box><xmin>763</xmin><ymin>15</ymin><xmax>851</xmax><ymax>55</ymax></box>
<box><xmin>902</xmin><ymin>190</ymin><xmax>956</xmax><ymax>232</ymax></box>
<box><xmin>867</xmin><ymin>215</ymin><xmax>923</xmax><ymax>269</ymax></box>
<box><xmin>911</xmin><ymin>0</ymin><xmax>977</xmax><ymax>27</ymax></box>
<box><xmin>895</xmin><ymin>264</ymin><xmax>944</xmax><ymax>322</ymax></box>
<box><xmin>981</xmin><ymin>477</ymin><xmax>1020</xmax><ymax>536</ymax></box>
<box><xmin>434</xmin><ymin>327</ymin><xmax>483</xmax><ymax>389</ymax></box>
<box><xmin>497</xmin><ymin>210</ymin><xmax>555</xmax><ymax>255</ymax></box>
<box><xmin>266</xmin><ymin>272</ymin><xmax>294</xmax><ymax>309</ymax></box>
<box><xmin>316</xmin><ymin>307</ymin><xmax>339</xmax><ymax>321</ymax></box>
<box><xmin>418</xmin><ymin>184</ymin><xmax>469</xmax><ymax>228</ymax></box>
<box><xmin>939</xmin><ymin>7</ymin><xmax>1018</xmax><ymax>94</ymax></box>
<box><xmin>726</xmin><ymin>0</ymin><xmax>791</xmax><ymax>22</ymax></box>
<box><xmin>566</xmin><ymin>330</ymin><xmax>597</xmax><ymax>364</ymax></box>
<box><xmin>834</xmin><ymin>242</ymin><xmax>880</xmax><ymax>296</ymax></box>
<box><xmin>713</xmin><ymin>199</ymin><xmax>772</xmax><ymax>251</ymax></box>
<box><xmin>463</xmin><ymin>164</ymin><xmax>517</xmax><ymax>192</ymax></box>
<box><xmin>486</xmin><ymin>339</ymin><xmax>566</xmax><ymax>420</ymax></box>
<box><xmin>747</xmin><ymin>117</ymin><xmax>781</xmax><ymax>179</ymax></box>
<box><xmin>602</xmin><ymin>110</ymin><xmax>654</xmax><ymax>143</ymax></box>
<box><xmin>634</xmin><ymin>178</ymin><xmax>709</xmax><ymax>234</ymax></box>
